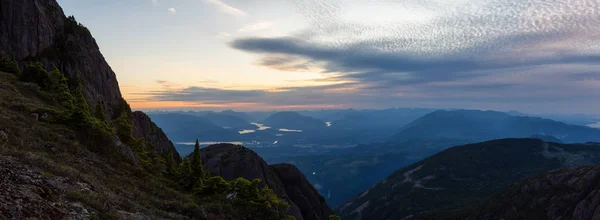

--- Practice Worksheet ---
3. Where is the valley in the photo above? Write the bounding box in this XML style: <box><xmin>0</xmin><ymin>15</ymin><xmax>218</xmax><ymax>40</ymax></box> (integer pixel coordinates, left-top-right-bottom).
<box><xmin>151</xmin><ymin>108</ymin><xmax>600</xmax><ymax>209</ymax></box>
<box><xmin>2</xmin><ymin>0</ymin><xmax>600</xmax><ymax>219</ymax></box>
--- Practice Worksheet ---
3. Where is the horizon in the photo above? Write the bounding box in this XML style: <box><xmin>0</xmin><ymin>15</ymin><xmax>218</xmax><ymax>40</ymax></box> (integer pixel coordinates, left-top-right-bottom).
<box><xmin>57</xmin><ymin>0</ymin><xmax>600</xmax><ymax>114</ymax></box>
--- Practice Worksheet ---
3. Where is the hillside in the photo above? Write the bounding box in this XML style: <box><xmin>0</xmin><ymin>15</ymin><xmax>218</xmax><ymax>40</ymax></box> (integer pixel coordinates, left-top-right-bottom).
<box><xmin>394</xmin><ymin>110</ymin><xmax>600</xmax><ymax>143</ymax></box>
<box><xmin>0</xmin><ymin>70</ymin><xmax>196</xmax><ymax>218</ymax></box>
<box><xmin>411</xmin><ymin>166</ymin><xmax>600</xmax><ymax>220</ymax></box>
<box><xmin>337</xmin><ymin>138</ymin><xmax>600</xmax><ymax>219</ymax></box>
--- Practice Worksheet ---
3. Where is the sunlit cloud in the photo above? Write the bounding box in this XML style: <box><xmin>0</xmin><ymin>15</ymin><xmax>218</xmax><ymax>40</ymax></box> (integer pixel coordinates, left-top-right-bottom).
<box><xmin>238</xmin><ymin>21</ymin><xmax>277</xmax><ymax>32</ymax></box>
<box><xmin>204</xmin><ymin>0</ymin><xmax>247</xmax><ymax>17</ymax></box>
<box><xmin>168</xmin><ymin>8</ymin><xmax>176</xmax><ymax>14</ymax></box>
<box><xmin>221</xmin><ymin>0</ymin><xmax>600</xmax><ymax>113</ymax></box>
<box><xmin>216</xmin><ymin>32</ymin><xmax>232</xmax><ymax>39</ymax></box>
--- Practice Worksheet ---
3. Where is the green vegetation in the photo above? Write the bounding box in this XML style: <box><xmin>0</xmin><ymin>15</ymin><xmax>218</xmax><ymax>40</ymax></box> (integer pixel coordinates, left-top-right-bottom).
<box><xmin>329</xmin><ymin>215</ymin><xmax>342</xmax><ymax>220</ymax></box>
<box><xmin>176</xmin><ymin>140</ymin><xmax>296</xmax><ymax>220</ymax></box>
<box><xmin>0</xmin><ymin>52</ymin><xmax>20</xmax><ymax>74</ymax></box>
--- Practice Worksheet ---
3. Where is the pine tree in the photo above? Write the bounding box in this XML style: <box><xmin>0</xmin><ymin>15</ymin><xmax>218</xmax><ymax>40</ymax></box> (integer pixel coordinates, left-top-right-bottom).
<box><xmin>48</xmin><ymin>67</ymin><xmax>74</xmax><ymax>106</ymax></box>
<box><xmin>94</xmin><ymin>100</ymin><xmax>107</xmax><ymax>122</ymax></box>
<box><xmin>164</xmin><ymin>152</ymin><xmax>177</xmax><ymax>178</ymax></box>
<box><xmin>191</xmin><ymin>138</ymin><xmax>204</xmax><ymax>179</ymax></box>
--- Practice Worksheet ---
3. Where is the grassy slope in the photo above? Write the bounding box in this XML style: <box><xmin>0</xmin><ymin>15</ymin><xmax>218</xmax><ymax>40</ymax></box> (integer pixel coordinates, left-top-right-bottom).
<box><xmin>0</xmin><ymin>71</ymin><xmax>223</xmax><ymax>219</ymax></box>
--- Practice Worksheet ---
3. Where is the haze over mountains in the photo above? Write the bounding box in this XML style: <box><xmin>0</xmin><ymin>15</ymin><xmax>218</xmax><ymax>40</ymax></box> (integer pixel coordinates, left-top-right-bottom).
<box><xmin>148</xmin><ymin>108</ymin><xmax>600</xmax><ymax>208</ymax></box>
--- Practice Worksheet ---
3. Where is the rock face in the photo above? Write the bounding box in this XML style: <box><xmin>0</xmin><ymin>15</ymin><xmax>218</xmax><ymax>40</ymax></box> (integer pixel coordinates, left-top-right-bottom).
<box><xmin>0</xmin><ymin>0</ymin><xmax>122</xmax><ymax>118</ymax></box>
<box><xmin>0</xmin><ymin>0</ymin><xmax>178</xmax><ymax>162</ymax></box>
<box><xmin>201</xmin><ymin>144</ymin><xmax>334</xmax><ymax>220</ymax></box>
<box><xmin>131</xmin><ymin>111</ymin><xmax>182</xmax><ymax>163</ymax></box>
<box><xmin>0</xmin><ymin>156</ymin><xmax>66</xmax><ymax>219</ymax></box>
<box><xmin>271</xmin><ymin>164</ymin><xmax>335</xmax><ymax>220</ymax></box>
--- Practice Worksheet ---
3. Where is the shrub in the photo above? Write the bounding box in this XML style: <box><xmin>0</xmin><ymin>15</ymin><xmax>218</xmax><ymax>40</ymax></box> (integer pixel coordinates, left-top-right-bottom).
<box><xmin>193</xmin><ymin>177</ymin><xmax>294</xmax><ymax>220</ymax></box>
<box><xmin>329</xmin><ymin>215</ymin><xmax>342</xmax><ymax>220</ymax></box>
<box><xmin>0</xmin><ymin>52</ymin><xmax>20</xmax><ymax>74</ymax></box>
<box><xmin>20</xmin><ymin>62</ymin><xmax>52</xmax><ymax>90</ymax></box>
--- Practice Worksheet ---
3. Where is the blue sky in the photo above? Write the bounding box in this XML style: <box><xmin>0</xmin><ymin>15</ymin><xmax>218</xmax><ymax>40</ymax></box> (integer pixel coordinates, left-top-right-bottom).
<box><xmin>57</xmin><ymin>0</ymin><xmax>600</xmax><ymax>114</ymax></box>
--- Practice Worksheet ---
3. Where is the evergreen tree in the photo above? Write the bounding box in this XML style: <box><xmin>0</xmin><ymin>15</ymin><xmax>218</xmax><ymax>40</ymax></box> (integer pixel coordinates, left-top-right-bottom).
<box><xmin>163</xmin><ymin>152</ymin><xmax>177</xmax><ymax>178</ymax></box>
<box><xmin>48</xmin><ymin>67</ymin><xmax>74</xmax><ymax>106</ymax></box>
<box><xmin>94</xmin><ymin>100</ymin><xmax>107</xmax><ymax>122</ymax></box>
<box><xmin>69</xmin><ymin>83</ymin><xmax>92</xmax><ymax>125</ymax></box>
<box><xmin>191</xmin><ymin>139</ymin><xmax>204</xmax><ymax>180</ymax></box>
<box><xmin>21</xmin><ymin>62</ymin><xmax>52</xmax><ymax>89</ymax></box>
<box><xmin>0</xmin><ymin>52</ymin><xmax>20</xmax><ymax>74</ymax></box>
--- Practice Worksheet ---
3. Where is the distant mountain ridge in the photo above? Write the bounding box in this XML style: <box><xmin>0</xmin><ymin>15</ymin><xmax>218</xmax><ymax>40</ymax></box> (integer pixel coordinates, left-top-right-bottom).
<box><xmin>203</xmin><ymin>111</ymin><xmax>250</xmax><ymax>128</ymax></box>
<box><xmin>147</xmin><ymin>113</ymin><xmax>240</xmax><ymax>142</ymax></box>
<box><xmin>262</xmin><ymin>112</ymin><xmax>326</xmax><ymax>131</ymax></box>
<box><xmin>394</xmin><ymin>110</ymin><xmax>600</xmax><ymax>143</ymax></box>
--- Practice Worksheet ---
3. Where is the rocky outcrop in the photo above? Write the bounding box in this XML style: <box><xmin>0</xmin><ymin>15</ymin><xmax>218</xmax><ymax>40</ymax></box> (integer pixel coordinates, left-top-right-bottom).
<box><xmin>0</xmin><ymin>0</ymin><xmax>122</xmax><ymax>118</ymax></box>
<box><xmin>271</xmin><ymin>164</ymin><xmax>335</xmax><ymax>220</ymax></box>
<box><xmin>0</xmin><ymin>156</ymin><xmax>67</xmax><ymax>219</ymax></box>
<box><xmin>0</xmin><ymin>0</ymin><xmax>178</xmax><ymax>163</ymax></box>
<box><xmin>131</xmin><ymin>111</ymin><xmax>182</xmax><ymax>163</ymax></box>
<box><xmin>201</xmin><ymin>144</ymin><xmax>334</xmax><ymax>220</ymax></box>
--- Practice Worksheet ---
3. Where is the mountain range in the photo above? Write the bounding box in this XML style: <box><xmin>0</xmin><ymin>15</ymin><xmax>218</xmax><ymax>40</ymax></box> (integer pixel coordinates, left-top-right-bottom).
<box><xmin>394</xmin><ymin>110</ymin><xmax>600</xmax><ymax>143</ymax></box>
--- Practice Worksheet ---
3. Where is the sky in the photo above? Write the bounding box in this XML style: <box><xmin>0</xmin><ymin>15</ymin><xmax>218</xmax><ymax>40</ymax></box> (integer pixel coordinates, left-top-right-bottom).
<box><xmin>56</xmin><ymin>0</ymin><xmax>600</xmax><ymax>114</ymax></box>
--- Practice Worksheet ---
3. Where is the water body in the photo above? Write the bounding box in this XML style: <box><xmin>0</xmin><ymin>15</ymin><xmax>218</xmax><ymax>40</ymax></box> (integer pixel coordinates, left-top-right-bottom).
<box><xmin>251</xmin><ymin>122</ymin><xmax>271</xmax><ymax>130</ymax></box>
<box><xmin>176</xmin><ymin>141</ymin><xmax>244</xmax><ymax>146</ymax></box>
<box><xmin>588</xmin><ymin>122</ymin><xmax>600</xmax><ymax>128</ymax></box>
<box><xmin>279</xmin><ymin>128</ymin><xmax>303</xmax><ymax>132</ymax></box>
<box><xmin>238</xmin><ymin>129</ymin><xmax>256</xmax><ymax>134</ymax></box>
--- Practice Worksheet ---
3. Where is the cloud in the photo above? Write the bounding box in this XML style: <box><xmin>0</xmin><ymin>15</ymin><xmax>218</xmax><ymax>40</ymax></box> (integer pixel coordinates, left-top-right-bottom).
<box><xmin>204</xmin><ymin>0</ymin><xmax>246</xmax><ymax>17</ymax></box>
<box><xmin>218</xmin><ymin>0</ymin><xmax>600</xmax><ymax>113</ymax></box>
<box><xmin>137</xmin><ymin>0</ymin><xmax>600</xmax><ymax>113</ymax></box>
<box><xmin>216</xmin><ymin>32</ymin><xmax>231</xmax><ymax>39</ymax></box>
<box><xmin>151</xmin><ymin>0</ymin><xmax>159</xmax><ymax>6</ymax></box>
<box><xmin>238</xmin><ymin>21</ymin><xmax>277</xmax><ymax>32</ymax></box>
<box><xmin>168</xmin><ymin>8</ymin><xmax>176</xmax><ymax>14</ymax></box>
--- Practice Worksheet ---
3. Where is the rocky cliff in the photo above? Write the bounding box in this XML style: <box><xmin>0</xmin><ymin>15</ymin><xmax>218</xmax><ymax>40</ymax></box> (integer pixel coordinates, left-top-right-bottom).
<box><xmin>0</xmin><ymin>0</ymin><xmax>122</xmax><ymax>118</ymax></box>
<box><xmin>0</xmin><ymin>0</ymin><xmax>179</xmax><ymax>162</ymax></box>
<box><xmin>271</xmin><ymin>164</ymin><xmax>335</xmax><ymax>220</ymax></box>
<box><xmin>131</xmin><ymin>111</ymin><xmax>182</xmax><ymax>163</ymax></box>
<box><xmin>201</xmin><ymin>144</ymin><xmax>334</xmax><ymax>220</ymax></box>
